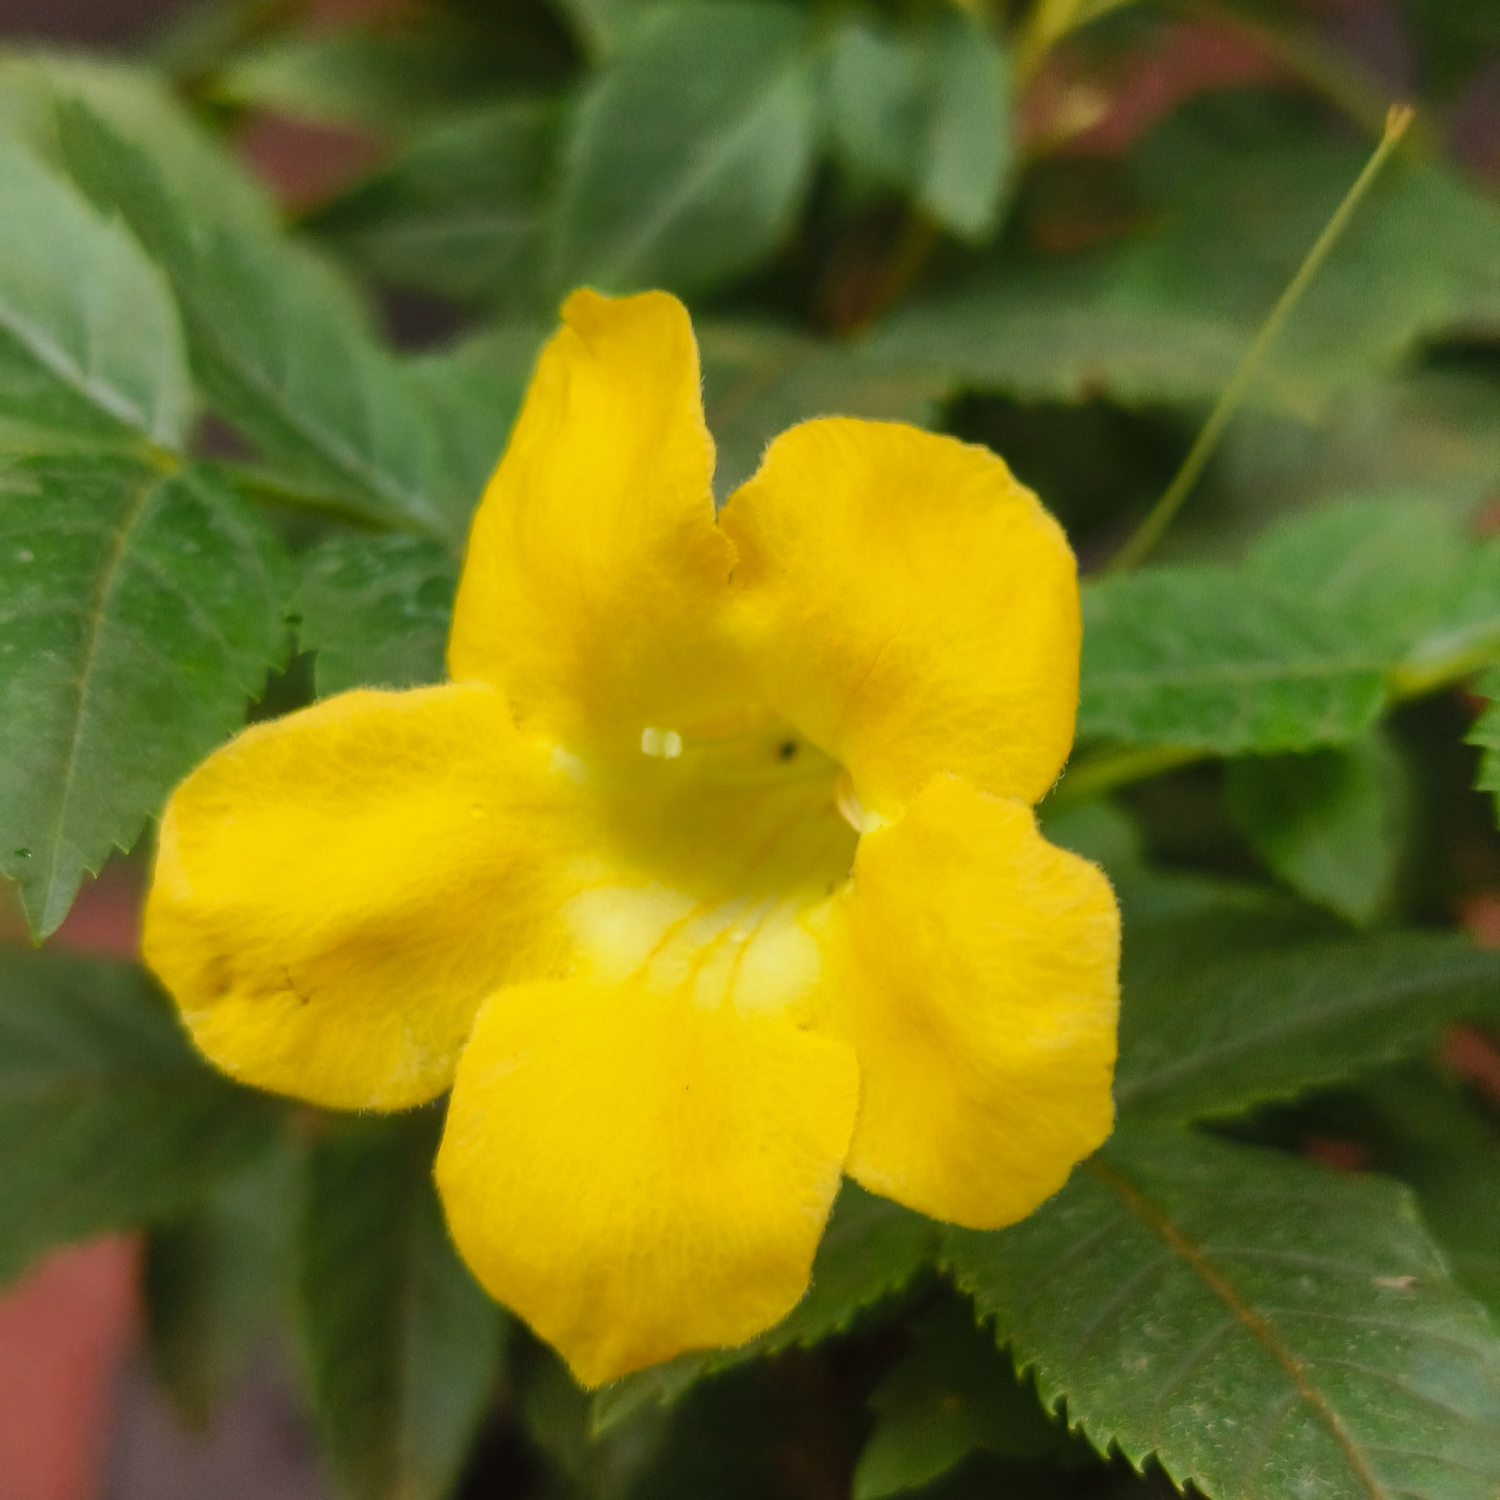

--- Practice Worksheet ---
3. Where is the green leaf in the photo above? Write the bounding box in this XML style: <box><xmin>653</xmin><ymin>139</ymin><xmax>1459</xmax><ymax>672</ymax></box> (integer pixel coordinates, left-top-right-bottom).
<box><xmin>0</xmin><ymin>453</ymin><xmax>288</xmax><ymax>937</ymax></box>
<box><xmin>212</xmin><ymin>27</ymin><xmax>524</xmax><ymax>136</ymax></box>
<box><xmin>401</xmin><ymin>321</ymin><xmax>543</xmax><ymax>522</ymax></box>
<box><xmin>1225</xmin><ymin>732</ymin><xmax>1410</xmax><ymax>926</ymax></box>
<box><xmin>1123</xmin><ymin>133</ymin><xmax>1500</xmax><ymax>400</ymax></box>
<box><xmin>1220</xmin><ymin>370</ymin><xmax>1500</xmax><ymax>527</ymax></box>
<box><xmin>947</xmin><ymin>1126</ymin><xmax>1500</xmax><ymax>1500</ymax></box>
<box><xmin>860</xmin><ymin>261</ymin><xmax>1249</xmax><ymax>411</ymax></box>
<box><xmin>1115</xmin><ymin>931</ymin><xmax>1500</xmax><ymax>1123</ymax></box>
<box><xmin>0</xmin><ymin>137</ymin><xmax>191</xmax><ymax>447</ymax></box>
<box><xmin>0</xmin><ymin>945</ymin><xmax>280</xmax><ymax>1286</ymax></box>
<box><xmin>592</xmin><ymin>1181</ymin><xmax>939</xmax><ymax>1435</ymax></box>
<box><xmin>699</xmin><ymin>320</ymin><xmax>944</xmax><ymax>498</ymax></box>
<box><xmin>294</xmin><ymin>533</ymin><xmax>457</xmax><ymax>697</ymax></box>
<box><xmin>1356</xmin><ymin>1065</ymin><xmax>1500</xmax><ymax>1321</ymax></box>
<box><xmin>1078</xmin><ymin>566</ymin><xmax>1387</xmax><ymax>754</ymax></box>
<box><xmin>1466</xmin><ymin>667</ymin><xmax>1500</xmax><ymax>820</ymax></box>
<box><xmin>853</xmin><ymin>1300</ymin><xmax>1064</xmax><ymax>1500</ymax></box>
<box><xmin>299</xmin><ymin>1111</ymin><xmax>505</xmax><ymax>1500</ymax></box>
<box><xmin>307</xmin><ymin>100</ymin><xmax>561</xmax><ymax>309</ymax></box>
<box><xmin>0</xmin><ymin>53</ymin><xmax>274</xmax><ymax>235</ymax></box>
<box><xmin>58</xmin><ymin>103</ymin><xmax>457</xmax><ymax>541</ymax></box>
<box><xmin>144</xmin><ymin>1128</ymin><xmax>302</xmax><ymax>1428</ymax></box>
<box><xmin>553</xmin><ymin>2</ymin><xmax>818</xmax><ymax>296</ymax></box>
<box><xmin>828</xmin><ymin>9</ymin><xmax>1011</xmax><ymax>240</ymax></box>
<box><xmin>861</xmin><ymin>139</ymin><xmax>1500</xmax><ymax>415</ymax></box>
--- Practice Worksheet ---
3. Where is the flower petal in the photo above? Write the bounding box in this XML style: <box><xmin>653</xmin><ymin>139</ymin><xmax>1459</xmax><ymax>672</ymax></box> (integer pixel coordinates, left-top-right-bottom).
<box><xmin>822</xmin><ymin>775</ymin><xmax>1119</xmax><ymax>1229</ymax></box>
<box><xmin>448</xmin><ymin>289</ymin><xmax>743</xmax><ymax>751</ymax></box>
<box><xmin>437</xmin><ymin>977</ymin><xmax>859</xmax><ymax>1387</ymax></box>
<box><xmin>143</xmin><ymin>684</ymin><xmax>585</xmax><ymax>1110</ymax></box>
<box><xmin>721</xmin><ymin>420</ymin><xmax>1079</xmax><ymax>815</ymax></box>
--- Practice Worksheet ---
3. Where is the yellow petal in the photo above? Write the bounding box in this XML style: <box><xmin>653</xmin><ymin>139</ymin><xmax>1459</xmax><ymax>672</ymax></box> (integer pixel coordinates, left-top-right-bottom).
<box><xmin>437</xmin><ymin>977</ymin><xmax>858</xmax><ymax>1387</ymax></box>
<box><xmin>721</xmin><ymin>420</ymin><xmax>1079</xmax><ymax>815</ymax></box>
<box><xmin>143</xmin><ymin>684</ymin><xmax>584</xmax><ymax>1110</ymax></box>
<box><xmin>823</xmin><ymin>775</ymin><xmax>1119</xmax><ymax>1229</ymax></box>
<box><xmin>447</xmin><ymin>289</ymin><xmax>744</xmax><ymax>752</ymax></box>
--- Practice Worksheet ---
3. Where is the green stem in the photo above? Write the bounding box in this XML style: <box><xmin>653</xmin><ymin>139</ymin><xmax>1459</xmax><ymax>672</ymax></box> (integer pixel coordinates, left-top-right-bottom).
<box><xmin>1104</xmin><ymin>103</ymin><xmax>1414</xmax><ymax>575</ymax></box>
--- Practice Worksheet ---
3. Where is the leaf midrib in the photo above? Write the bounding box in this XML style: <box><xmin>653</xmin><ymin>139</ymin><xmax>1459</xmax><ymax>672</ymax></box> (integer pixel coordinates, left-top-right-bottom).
<box><xmin>1086</xmin><ymin>1154</ymin><xmax>1391</xmax><ymax>1500</ymax></box>
<box><xmin>31</xmin><ymin>466</ymin><xmax>168</xmax><ymax>933</ymax></box>
<box><xmin>0</xmin><ymin>304</ymin><xmax>150</xmax><ymax>436</ymax></box>
<box><xmin>576</xmin><ymin>31</ymin><xmax>808</xmax><ymax>286</ymax></box>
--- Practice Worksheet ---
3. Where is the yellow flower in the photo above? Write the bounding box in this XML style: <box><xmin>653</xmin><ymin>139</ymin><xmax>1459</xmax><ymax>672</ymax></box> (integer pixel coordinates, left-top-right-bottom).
<box><xmin>143</xmin><ymin>290</ymin><xmax>1120</xmax><ymax>1388</ymax></box>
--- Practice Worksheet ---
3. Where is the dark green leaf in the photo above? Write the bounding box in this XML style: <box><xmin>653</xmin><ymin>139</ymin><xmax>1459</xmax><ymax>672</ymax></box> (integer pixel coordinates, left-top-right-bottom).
<box><xmin>294</xmin><ymin>533</ymin><xmax>457</xmax><ymax>697</ymax></box>
<box><xmin>58</xmin><ymin>103</ymin><xmax>458</xmax><ymax>541</ymax></box>
<box><xmin>1078</xmin><ymin>566</ymin><xmax>1387</xmax><ymax>754</ymax></box>
<box><xmin>213</xmin><ymin>29</ymin><xmax>517</xmax><ymax>135</ymax></box>
<box><xmin>853</xmin><ymin>1300</ymin><xmax>1064</xmax><ymax>1500</ymax></box>
<box><xmin>299</xmin><ymin>1112</ymin><xmax>504</xmax><ymax>1500</ymax></box>
<box><xmin>863</xmin><ymin>142</ymin><xmax>1500</xmax><ymax>415</ymax></box>
<box><xmin>1357</xmin><ymin>1065</ymin><xmax>1500</xmax><ymax>1322</ymax></box>
<box><xmin>307</xmin><ymin>100</ymin><xmax>561</xmax><ymax>309</ymax></box>
<box><xmin>0</xmin><ymin>453</ymin><xmax>288</xmax><ymax>937</ymax></box>
<box><xmin>860</xmin><ymin>261</ymin><xmax>1247</xmax><ymax>410</ymax></box>
<box><xmin>1116</xmin><ymin>931</ymin><xmax>1500</xmax><ymax>1123</ymax></box>
<box><xmin>0</xmin><ymin>136</ymin><xmax>191</xmax><ymax>447</ymax></box>
<box><xmin>553</xmin><ymin>2</ymin><xmax>818</xmax><ymax>296</ymax></box>
<box><xmin>144</xmin><ymin>1127</ymin><xmax>302</xmax><ymax>1428</ymax></box>
<box><xmin>699</xmin><ymin>321</ymin><xmax>944</xmax><ymax>498</ymax></box>
<box><xmin>0</xmin><ymin>945</ymin><xmax>280</xmax><ymax>1286</ymax></box>
<box><xmin>947</xmin><ymin>1126</ymin><xmax>1500</xmax><ymax>1500</ymax></box>
<box><xmin>828</xmin><ymin>9</ymin><xmax>1010</xmax><ymax>240</ymax></box>
<box><xmin>401</xmin><ymin>321</ymin><xmax>543</xmax><ymax>523</ymax></box>
<box><xmin>1225</xmin><ymin>733</ymin><xmax>1410</xmax><ymax>926</ymax></box>
<box><xmin>1466</xmin><ymin>666</ymin><xmax>1500</xmax><ymax>820</ymax></box>
<box><xmin>592</xmin><ymin>1181</ymin><xmax>939</xmax><ymax>1435</ymax></box>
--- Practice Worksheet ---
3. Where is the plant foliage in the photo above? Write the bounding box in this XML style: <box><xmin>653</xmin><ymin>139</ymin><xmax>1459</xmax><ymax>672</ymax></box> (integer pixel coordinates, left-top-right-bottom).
<box><xmin>3</xmin><ymin>1</ymin><xmax>1500</xmax><ymax>1497</ymax></box>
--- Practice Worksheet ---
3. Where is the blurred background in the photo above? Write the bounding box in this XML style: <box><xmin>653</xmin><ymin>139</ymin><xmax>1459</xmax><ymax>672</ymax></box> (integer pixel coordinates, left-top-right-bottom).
<box><xmin>3</xmin><ymin>0</ymin><xmax>1500</xmax><ymax>1497</ymax></box>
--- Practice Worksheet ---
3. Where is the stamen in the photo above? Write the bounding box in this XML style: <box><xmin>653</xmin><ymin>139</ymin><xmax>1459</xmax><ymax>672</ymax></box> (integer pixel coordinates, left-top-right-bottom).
<box><xmin>640</xmin><ymin>727</ymin><xmax>684</xmax><ymax>758</ymax></box>
<box><xmin>835</xmin><ymin>769</ymin><xmax>864</xmax><ymax>833</ymax></box>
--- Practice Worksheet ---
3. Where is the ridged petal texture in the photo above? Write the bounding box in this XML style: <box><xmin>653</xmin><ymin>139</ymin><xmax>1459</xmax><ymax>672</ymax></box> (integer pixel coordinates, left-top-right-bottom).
<box><xmin>144</xmin><ymin>288</ymin><xmax>1119</xmax><ymax>1386</ymax></box>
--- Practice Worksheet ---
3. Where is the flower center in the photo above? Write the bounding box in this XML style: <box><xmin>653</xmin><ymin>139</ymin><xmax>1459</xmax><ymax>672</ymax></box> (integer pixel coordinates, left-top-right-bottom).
<box><xmin>559</xmin><ymin>719</ymin><xmax>859</xmax><ymax>1018</ymax></box>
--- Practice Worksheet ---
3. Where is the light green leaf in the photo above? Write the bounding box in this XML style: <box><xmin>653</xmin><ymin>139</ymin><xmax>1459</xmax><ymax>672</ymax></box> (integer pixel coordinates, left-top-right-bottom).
<box><xmin>307</xmin><ymin>100</ymin><xmax>561</xmax><ymax>309</ymax></box>
<box><xmin>1078</xmin><ymin>566</ymin><xmax>1387</xmax><ymax>753</ymax></box>
<box><xmin>0</xmin><ymin>453</ymin><xmax>288</xmax><ymax>938</ymax></box>
<box><xmin>1226</xmin><ymin>732</ymin><xmax>1410</xmax><ymax>925</ymax></box>
<box><xmin>853</xmin><ymin>1300</ymin><xmax>1063</xmax><ymax>1500</ymax></box>
<box><xmin>299</xmin><ymin>1112</ymin><xmax>505</xmax><ymax>1500</ymax></box>
<box><xmin>1246</xmin><ymin>497</ymin><xmax>1467</xmax><ymax>657</ymax></box>
<box><xmin>947</xmin><ymin>1126</ymin><xmax>1500</xmax><ymax>1500</ymax></box>
<box><xmin>828</xmin><ymin>9</ymin><xmax>1010</xmax><ymax>240</ymax></box>
<box><xmin>1115</xmin><ymin>932</ymin><xmax>1500</xmax><ymax>1124</ymax></box>
<box><xmin>0</xmin><ymin>946</ymin><xmax>281</xmax><ymax>1286</ymax></box>
<box><xmin>0</xmin><ymin>138</ymin><xmax>190</xmax><ymax>447</ymax></box>
<box><xmin>592</xmin><ymin>1181</ymin><xmax>939</xmax><ymax>1435</ymax></box>
<box><xmin>58</xmin><ymin>103</ymin><xmax>457</xmax><ymax>541</ymax></box>
<box><xmin>0</xmin><ymin>52</ymin><xmax>274</xmax><ymax>235</ymax></box>
<box><xmin>294</xmin><ymin>533</ymin><xmax>457</xmax><ymax>697</ymax></box>
<box><xmin>554</xmin><ymin>2</ymin><xmax>818</xmax><ymax>296</ymax></box>
<box><xmin>699</xmin><ymin>320</ymin><xmax>944</xmax><ymax>498</ymax></box>
<box><xmin>144</xmin><ymin>1128</ymin><xmax>302</xmax><ymax>1428</ymax></box>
